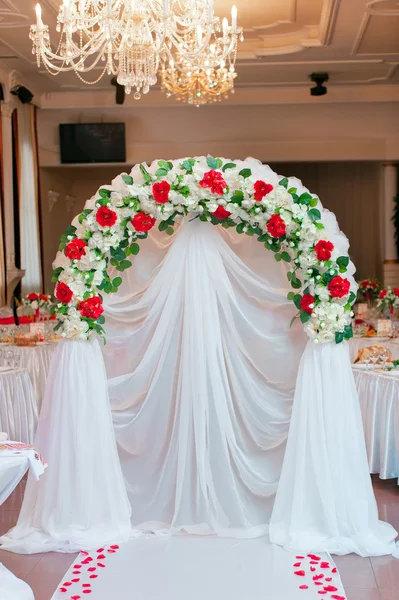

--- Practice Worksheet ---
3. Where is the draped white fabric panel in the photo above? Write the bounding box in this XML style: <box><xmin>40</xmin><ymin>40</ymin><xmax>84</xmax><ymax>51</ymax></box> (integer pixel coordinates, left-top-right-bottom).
<box><xmin>17</xmin><ymin>104</ymin><xmax>42</xmax><ymax>294</ymax></box>
<box><xmin>103</xmin><ymin>218</ymin><xmax>307</xmax><ymax>536</ymax></box>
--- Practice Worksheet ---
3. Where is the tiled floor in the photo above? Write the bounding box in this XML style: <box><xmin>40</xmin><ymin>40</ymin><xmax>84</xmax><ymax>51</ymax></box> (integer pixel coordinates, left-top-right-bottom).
<box><xmin>0</xmin><ymin>475</ymin><xmax>398</xmax><ymax>600</ymax></box>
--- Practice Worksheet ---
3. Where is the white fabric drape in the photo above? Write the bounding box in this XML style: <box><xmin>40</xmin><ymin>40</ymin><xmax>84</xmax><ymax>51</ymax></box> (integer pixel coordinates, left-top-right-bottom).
<box><xmin>0</xmin><ymin>369</ymin><xmax>38</xmax><ymax>443</ymax></box>
<box><xmin>103</xmin><ymin>218</ymin><xmax>306</xmax><ymax>536</ymax></box>
<box><xmin>0</xmin><ymin>339</ymin><xmax>132</xmax><ymax>553</ymax></box>
<box><xmin>269</xmin><ymin>341</ymin><xmax>397</xmax><ymax>556</ymax></box>
<box><xmin>0</xmin><ymin>564</ymin><xmax>34</xmax><ymax>600</ymax></box>
<box><xmin>17</xmin><ymin>104</ymin><xmax>42</xmax><ymax>294</ymax></box>
<box><xmin>354</xmin><ymin>367</ymin><xmax>399</xmax><ymax>483</ymax></box>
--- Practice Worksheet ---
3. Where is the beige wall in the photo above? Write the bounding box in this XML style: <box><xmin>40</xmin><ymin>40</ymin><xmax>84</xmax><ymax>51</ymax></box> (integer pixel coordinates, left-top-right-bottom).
<box><xmin>37</xmin><ymin>101</ymin><xmax>399</xmax><ymax>167</ymax></box>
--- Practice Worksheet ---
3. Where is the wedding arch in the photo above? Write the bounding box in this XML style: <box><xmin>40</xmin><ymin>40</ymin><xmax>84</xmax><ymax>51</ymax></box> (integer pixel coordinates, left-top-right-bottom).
<box><xmin>52</xmin><ymin>156</ymin><xmax>356</xmax><ymax>344</ymax></box>
<box><xmin>1</xmin><ymin>157</ymin><xmax>397</xmax><ymax>559</ymax></box>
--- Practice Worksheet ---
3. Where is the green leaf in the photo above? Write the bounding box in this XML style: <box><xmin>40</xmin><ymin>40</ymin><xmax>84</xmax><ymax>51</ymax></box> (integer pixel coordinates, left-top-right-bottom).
<box><xmin>293</xmin><ymin>294</ymin><xmax>302</xmax><ymax>310</ymax></box>
<box><xmin>110</xmin><ymin>258</ymin><xmax>119</xmax><ymax>267</ymax></box>
<box><xmin>140</xmin><ymin>164</ymin><xmax>152</xmax><ymax>183</ymax></box>
<box><xmin>222</xmin><ymin>162</ymin><xmax>236</xmax><ymax>172</ymax></box>
<box><xmin>130</xmin><ymin>243</ymin><xmax>140</xmax><ymax>255</ymax></box>
<box><xmin>97</xmin><ymin>315</ymin><xmax>106</xmax><ymax>324</ymax></box>
<box><xmin>236</xmin><ymin>223</ymin><xmax>246</xmax><ymax>234</ymax></box>
<box><xmin>288</xmin><ymin>187</ymin><xmax>297</xmax><ymax>194</ymax></box>
<box><xmin>206</xmin><ymin>157</ymin><xmax>219</xmax><ymax>170</ymax></box>
<box><xmin>78</xmin><ymin>209</ymin><xmax>93</xmax><ymax>224</ymax></box>
<box><xmin>275</xmin><ymin>253</ymin><xmax>282</xmax><ymax>261</ymax></box>
<box><xmin>182</xmin><ymin>158</ymin><xmax>195</xmax><ymax>173</ymax></box>
<box><xmin>307</xmin><ymin>208</ymin><xmax>321</xmax><ymax>222</ymax></box>
<box><xmin>239</xmin><ymin>168</ymin><xmax>252</xmax><ymax>179</ymax></box>
<box><xmin>349</xmin><ymin>291</ymin><xmax>356</xmax><ymax>304</ymax></box>
<box><xmin>291</xmin><ymin>276</ymin><xmax>302</xmax><ymax>289</ymax></box>
<box><xmin>112</xmin><ymin>277</ymin><xmax>122</xmax><ymax>288</ymax></box>
<box><xmin>287</xmin><ymin>271</ymin><xmax>292</xmax><ymax>281</ymax></box>
<box><xmin>287</xmin><ymin>291</ymin><xmax>295</xmax><ymax>300</ymax></box>
<box><xmin>155</xmin><ymin>168</ymin><xmax>168</xmax><ymax>177</ymax></box>
<box><xmin>99</xmin><ymin>188</ymin><xmax>111</xmax><ymax>199</ymax></box>
<box><xmin>336</xmin><ymin>256</ymin><xmax>349</xmax><ymax>268</ymax></box>
<box><xmin>51</xmin><ymin>267</ymin><xmax>63</xmax><ymax>283</ymax></box>
<box><xmin>300</xmin><ymin>311</ymin><xmax>311</xmax><ymax>324</ymax></box>
<box><xmin>122</xmin><ymin>174</ymin><xmax>133</xmax><ymax>185</ymax></box>
<box><xmin>280</xmin><ymin>251</ymin><xmax>291</xmax><ymax>262</ymax></box>
<box><xmin>298</xmin><ymin>192</ymin><xmax>313</xmax><ymax>205</ymax></box>
<box><xmin>314</xmin><ymin>222</ymin><xmax>325</xmax><ymax>230</ymax></box>
<box><xmin>290</xmin><ymin>313</ymin><xmax>299</xmax><ymax>328</ymax></box>
<box><xmin>257</xmin><ymin>234</ymin><xmax>269</xmax><ymax>243</ymax></box>
<box><xmin>279</xmin><ymin>177</ymin><xmax>289</xmax><ymax>189</ymax></box>
<box><xmin>344</xmin><ymin>325</ymin><xmax>354</xmax><ymax>340</ymax></box>
<box><xmin>120</xmin><ymin>259</ymin><xmax>132</xmax><ymax>270</ymax></box>
<box><xmin>158</xmin><ymin>160</ymin><xmax>172</xmax><ymax>172</ymax></box>
<box><xmin>335</xmin><ymin>331</ymin><xmax>345</xmax><ymax>344</ymax></box>
<box><xmin>158</xmin><ymin>220</ymin><xmax>169</xmax><ymax>232</ymax></box>
<box><xmin>166</xmin><ymin>226</ymin><xmax>174</xmax><ymax>236</ymax></box>
<box><xmin>310</xmin><ymin>197</ymin><xmax>319</xmax><ymax>207</ymax></box>
<box><xmin>177</xmin><ymin>186</ymin><xmax>190</xmax><ymax>198</ymax></box>
<box><xmin>230</xmin><ymin>190</ymin><xmax>244</xmax><ymax>204</ymax></box>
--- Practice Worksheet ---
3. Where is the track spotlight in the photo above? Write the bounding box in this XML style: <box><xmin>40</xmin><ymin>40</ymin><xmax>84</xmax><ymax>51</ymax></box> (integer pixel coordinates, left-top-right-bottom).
<box><xmin>309</xmin><ymin>72</ymin><xmax>329</xmax><ymax>97</ymax></box>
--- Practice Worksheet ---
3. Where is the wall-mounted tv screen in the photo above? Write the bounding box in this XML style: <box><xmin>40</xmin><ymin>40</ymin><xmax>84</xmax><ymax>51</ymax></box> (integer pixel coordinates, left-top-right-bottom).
<box><xmin>59</xmin><ymin>123</ymin><xmax>126</xmax><ymax>164</ymax></box>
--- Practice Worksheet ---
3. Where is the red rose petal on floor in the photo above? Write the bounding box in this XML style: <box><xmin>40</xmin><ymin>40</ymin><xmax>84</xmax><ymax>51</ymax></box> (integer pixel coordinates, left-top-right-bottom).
<box><xmin>296</xmin><ymin>556</ymin><xmax>305</xmax><ymax>559</ymax></box>
<box><xmin>318</xmin><ymin>592</ymin><xmax>327</xmax><ymax>595</ymax></box>
<box><xmin>71</xmin><ymin>596</ymin><xmax>81</xmax><ymax>600</ymax></box>
<box><xmin>74</xmin><ymin>565</ymin><xmax>82</xmax><ymax>569</ymax></box>
<box><xmin>294</xmin><ymin>562</ymin><xmax>301</xmax><ymax>567</ymax></box>
<box><xmin>73</xmin><ymin>571</ymin><xmax>81</xmax><ymax>575</ymax></box>
<box><xmin>320</xmin><ymin>562</ymin><xmax>330</xmax><ymax>569</ymax></box>
<box><xmin>89</xmin><ymin>575</ymin><xmax>98</xmax><ymax>579</ymax></box>
<box><xmin>63</xmin><ymin>582</ymin><xmax>72</xmax><ymax>586</ymax></box>
<box><xmin>310</xmin><ymin>567</ymin><xmax>316</xmax><ymax>572</ymax></box>
<box><xmin>107</xmin><ymin>549</ymin><xmax>116</xmax><ymax>553</ymax></box>
<box><xmin>324</xmin><ymin>586</ymin><xmax>338</xmax><ymax>592</ymax></box>
<box><xmin>331</xmin><ymin>568</ymin><xmax>337</xmax><ymax>574</ymax></box>
<box><xmin>82</xmin><ymin>584</ymin><xmax>91</xmax><ymax>588</ymax></box>
<box><xmin>308</xmin><ymin>554</ymin><xmax>321</xmax><ymax>561</ymax></box>
<box><xmin>331</xmin><ymin>596</ymin><xmax>345</xmax><ymax>600</ymax></box>
<box><xmin>299</xmin><ymin>585</ymin><xmax>309</xmax><ymax>590</ymax></box>
<box><xmin>294</xmin><ymin>570</ymin><xmax>306</xmax><ymax>577</ymax></box>
<box><xmin>97</xmin><ymin>548</ymin><xmax>104</xmax><ymax>553</ymax></box>
<box><xmin>59</xmin><ymin>589</ymin><xmax>67</xmax><ymax>593</ymax></box>
<box><xmin>97</xmin><ymin>554</ymin><xmax>106</xmax><ymax>559</ymax></box>
<box><xmin>325</xmin><ymin>577</ymin><xmax>332</xmax><ymax>582</ymax></box>
<box><xmin>110</xmin><ymin>545</ymin><xmax>119</xmax><ymax>550</ymax></box>
<box><xmin>81</xmin><ymin>551</ymin><xmax>89</xmax><ymax>556</ymax></box>
<box><xmin>88</xmin><ymin>567</ymin><xmax>96</xmax><ymax>572</ymax></box>
<box><xmin>97</xmin><ymin>563</ymin><xmax>106</xmax><ymax>568</ymax></box>
<box><xmin>313</xmin><ymin>575</ymin><xmax>324</xmax><ymax>581</ymax></box>
<box><xmin>71</xmin><ymin>578</ymin><xmax>80</xmax><ymax>583</ymax></box>
<box><xmin>310</xmin><ymin>561</ymin><xmax>319</xmax><ymax>564</ymax></box>
<box><xmin>314</xmin><ymin>582</ymin><xmax>323</xmax><ymax>586</ymax></box>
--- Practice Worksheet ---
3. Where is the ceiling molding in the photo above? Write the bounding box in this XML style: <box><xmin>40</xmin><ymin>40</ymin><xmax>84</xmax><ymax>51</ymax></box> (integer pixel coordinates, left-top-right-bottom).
<box><xmin>367</xmin><ymin>1</ymin><xmax>399</xmax><ymax>16</ymax></box>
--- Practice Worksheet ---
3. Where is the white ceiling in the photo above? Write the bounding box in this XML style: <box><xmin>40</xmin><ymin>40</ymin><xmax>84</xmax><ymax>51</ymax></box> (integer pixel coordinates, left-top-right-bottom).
<box><xmin>0</xmin><ymin>0</ymin><xmax>398</xmax><ymax>97</ymax></box>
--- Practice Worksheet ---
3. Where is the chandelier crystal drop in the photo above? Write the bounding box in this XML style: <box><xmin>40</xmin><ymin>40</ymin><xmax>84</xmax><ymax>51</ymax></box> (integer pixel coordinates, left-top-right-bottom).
<box><xmin>30</xmin><ymin>0</ymin><xmax>221</xmax><ymax>98</ymax></box>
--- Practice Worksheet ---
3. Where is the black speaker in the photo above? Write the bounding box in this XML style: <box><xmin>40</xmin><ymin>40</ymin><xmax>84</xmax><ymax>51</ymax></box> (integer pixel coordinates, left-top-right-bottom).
<box><xmin>11</xmin><ymin>85</ymin><xmax>34</xmax><ymax>104</ymax></box>
<box><xmin>111</xmin><ymin>77</ymin><xmax>125</xmax><ymax>105</ymax></box>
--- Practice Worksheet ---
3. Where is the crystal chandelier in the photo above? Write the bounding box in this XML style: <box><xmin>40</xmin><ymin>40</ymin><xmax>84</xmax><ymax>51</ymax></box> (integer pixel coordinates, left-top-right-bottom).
<box><xmin>161</xmin><ymin>6</ymin><xmax>243</xmax><ymax>106</ymax></box>
<box><xmin>30</xmin><ymin>0</ymin><xmax>217</xmax><ymax>98</ymax></box>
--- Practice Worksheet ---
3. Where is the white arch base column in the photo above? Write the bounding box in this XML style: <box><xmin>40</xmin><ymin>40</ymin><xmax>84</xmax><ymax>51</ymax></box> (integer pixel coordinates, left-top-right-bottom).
<box><xmin>0</xmin><ymin>339</ymin><xmax>132</xmax><ymax>554</ymax></box>
<box><xmin>270</xmin><ymin>341</ymin><xmax>398</xmax><ymax>556</ymax></box>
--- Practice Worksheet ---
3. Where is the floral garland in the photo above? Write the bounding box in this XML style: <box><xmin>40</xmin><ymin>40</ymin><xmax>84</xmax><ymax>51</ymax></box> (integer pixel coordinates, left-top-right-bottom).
<box><xmin>377</xmin><ymin>287</ymin><xmax>399</xmax><ymax>315</ymax></box>
<box><xmin>52</xmin><ymin>157</ymin><xmax>356</xmax><ymax>344</ymax></box>
<box><xmin>23</xmin><ymin>292</ymin><xmax>52</xmax><ymax>311</ymax></box>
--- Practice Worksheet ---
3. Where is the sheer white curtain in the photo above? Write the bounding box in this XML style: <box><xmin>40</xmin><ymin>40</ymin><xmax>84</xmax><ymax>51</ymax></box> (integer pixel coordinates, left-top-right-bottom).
<box><xmin>102</xmin><ymin>217</ymin><xmax>306</xmax><ymax>535</ymax></box>
<box><xmin>17</xmin><ymin>104</ymin><xmax>42</xmax><ymax>294</ymax></box>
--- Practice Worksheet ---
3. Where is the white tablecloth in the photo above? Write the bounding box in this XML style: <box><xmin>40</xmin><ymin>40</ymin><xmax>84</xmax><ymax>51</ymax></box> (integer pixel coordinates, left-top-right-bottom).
<box><xmin>0</xmin><ymin>442</ymin><xmax>47</xmax><ymax>505</ymax></box>
<box><xmin>0</xmin><ymin>369</ymin><xmax>38</xmax><ymax>444</ymax></box>
<box><xmin>0</xmin><ymin>342</ymin><xmax>57</xmax><ymax>411</ymax></box>
<box><xmin>349</xmin><ymin>336</ymin><xmax>399</xmax><ymax>362</ymax></box>
<box><xmin>353</xmin><ymin>366</ymin><xmax>399</xmax><ymax>482</ymax></box>
<box><xmin>0</xmin><ymin>564</ymin><xmax>34</xmax><ymax>600</ymax></box>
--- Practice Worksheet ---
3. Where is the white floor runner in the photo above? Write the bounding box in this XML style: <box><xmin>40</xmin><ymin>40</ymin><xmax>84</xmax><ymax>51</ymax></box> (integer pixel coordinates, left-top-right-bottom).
<box><xmin>51</xmin><ymin>537</ymin><xmax>346</xmax><ymax>600</ymax></box>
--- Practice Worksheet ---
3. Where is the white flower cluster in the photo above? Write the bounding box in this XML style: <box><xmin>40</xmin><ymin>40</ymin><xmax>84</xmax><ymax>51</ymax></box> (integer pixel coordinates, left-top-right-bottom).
<box><xmin>52</xmin><ymin>157</ymin><xmax>355</xmax><ymax>343</ymax></box>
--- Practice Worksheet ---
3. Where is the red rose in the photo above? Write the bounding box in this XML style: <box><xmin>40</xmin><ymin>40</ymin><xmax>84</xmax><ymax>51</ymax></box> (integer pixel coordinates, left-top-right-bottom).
<box><xmin>394</xmin><ymin>288</ymin><xmax>399</xmax><ymax>297</ymax></box>
<box><xmin>254</xmin><ymin>180</ymin><xmax>273</xmax><ymax>201</ymax></box>
<box><xmin>328</xmin><ymin>276</ymin><xmax>351</xmax><ymax>298</ymax></box>
<box><xmin>300</xmin><ymin>294</ymin><xmax>315</xmax><ymax>314</ymax></box>
<box><xmin>199</xmin><ymin>170</ymin><xmax>227</xmax><ymax>196</ymax></box>
<box><xmin>65</xmin><ymin>238</ymin><xmax>87</xmax><ymax>261</ymax></box>
<box><xmin>132</xmin><ymin>212</ymin><xmax>156</xmax><ymax>233</ymax></box>
<box><xmin>78</xmin><ymin>296</ymin><xmax>104</xmax><ymax>320</ymax></box>
<box><xmin>267</xmin><ymin>214</ymin><xmax>286</xmax><ymax>238</ymax></box>
<box><xmin>39</xmin><ymin>294</ymin><xmax>48</xmax><ymax>302</ymax></box>
<box><xmin>314</xmin><ymin>240</ymin><xmax>334</xmax><ymax>261</ymax></box>
<box><xmin>27</xmin><ymin>293</ymin><xmax>39</xmax><ymax>301</ymax></box>
<box><xmin>96</xmin><ymin>205</ymin><xmax>117</xmax><ymax>228</ymax></box>
<box><xmin>212</xmin><ymin>206</ymin><xmax>231</xmax><ymax>220</ymax></box>
<box><xmin>379</xmin><ymin>289</ymin><xmax>387</xmax><ymax>299</ymax></box>
<box><xmin>55</xmin><ymin>282</ymin><xmax>73</xmax><ymax>304</ymax></box>
<box><xmin>152</xmin><ymin>181</ymin><xmax>171</xmax><ymax>204</ymax></box>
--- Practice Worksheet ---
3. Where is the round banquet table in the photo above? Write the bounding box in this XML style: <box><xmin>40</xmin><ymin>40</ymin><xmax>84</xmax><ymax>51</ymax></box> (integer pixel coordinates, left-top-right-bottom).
<box><xmin>349</xmin><ymin>336</ymin><xmax>399</xmax><ymax>362</ymax></box>
<box><xmin>0</xmin><ymin>342</ymin><xmax>57</xmax><ymax>411</ymax></box>
<box><xmin>353</xmin><ymin>365</ymin><xmax>399</xmax><ymax>483</ymax></box>
<box><xmin>0</xmin><ymin>369</ymin><xmax>38</xmax><ymax>444</ymax></box>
